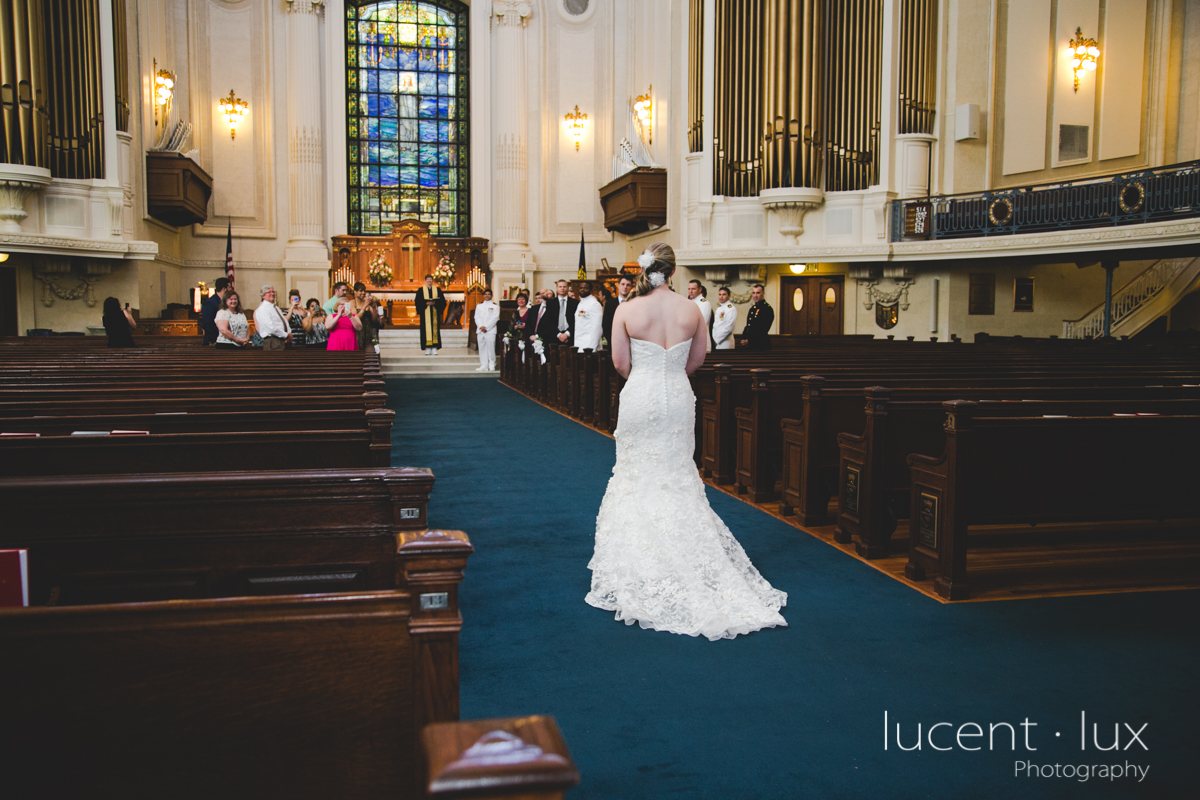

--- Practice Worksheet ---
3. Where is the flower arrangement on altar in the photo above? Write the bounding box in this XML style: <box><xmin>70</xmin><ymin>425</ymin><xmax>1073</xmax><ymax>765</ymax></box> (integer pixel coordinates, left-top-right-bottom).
<box><xmin>433</xmin><ymin>255</ymin><xmax>456</xmax><ymax>287</ymax></box>
<box><xmin>367</xmin><ymin>251</ymin><xmax>393</xmax><ymax>286</ymax></box>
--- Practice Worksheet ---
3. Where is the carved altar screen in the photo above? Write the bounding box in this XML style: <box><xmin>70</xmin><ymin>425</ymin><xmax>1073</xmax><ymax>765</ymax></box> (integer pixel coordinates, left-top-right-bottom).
<box><xmin>332</xmin><ymin>219</ymin><xmax>488</xmax><ymax>328</ymax></box>
<box><xmin>346</xmin><ymin>0</ymin><xmax>470</xmax><ymax>237</ymax></box>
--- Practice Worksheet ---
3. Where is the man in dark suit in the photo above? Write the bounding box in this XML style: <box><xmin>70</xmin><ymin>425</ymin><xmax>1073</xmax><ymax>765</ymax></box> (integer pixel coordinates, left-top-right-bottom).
<box><xmin>532</xmin><ymin>289</ymin><xmax>556</xmax><ymax>346</ymax></box>
<box><xmin>200</xmin><ymin>277</ymin><xmax>231</xmax><ymax>345</ymax></box>
<box><xmin>543</xmin><ymin>279</ymin><xmax>577</xmax><ymax>347</ymax></box>
<box><xmin>739</xmin><ymin>283</ymin><xmax>774</xmax><ymax>350</ymax></box>
<box><xmin>601</xmin><ymin>274</ymin><xmax>633</xmax><ymax>347</ymax></box>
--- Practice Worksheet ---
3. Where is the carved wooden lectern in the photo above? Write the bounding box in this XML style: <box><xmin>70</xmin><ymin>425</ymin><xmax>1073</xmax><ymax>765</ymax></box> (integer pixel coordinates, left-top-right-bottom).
<box><xmin>331</xmin><ymin>219</ymin><xmax>490</xmax><ymax>328</ymax></box>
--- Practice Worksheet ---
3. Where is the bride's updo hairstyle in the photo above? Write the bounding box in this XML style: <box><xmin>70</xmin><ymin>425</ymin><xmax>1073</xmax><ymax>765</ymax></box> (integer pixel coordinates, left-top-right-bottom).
<box><xmin>629</xmin><ymin>241</ymin><xmax>677</xmax><ymax>299</ymax></box>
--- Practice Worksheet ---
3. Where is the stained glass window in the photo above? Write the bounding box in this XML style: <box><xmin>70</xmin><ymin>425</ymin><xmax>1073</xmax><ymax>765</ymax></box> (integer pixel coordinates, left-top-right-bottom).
<box><xmin>347</xmin><ymin>1</ymin><xmax>469</xmax><ymax>236</ymax></box>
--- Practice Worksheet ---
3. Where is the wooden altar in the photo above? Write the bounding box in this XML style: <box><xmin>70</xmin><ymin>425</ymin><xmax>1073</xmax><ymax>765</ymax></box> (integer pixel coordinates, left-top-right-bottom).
<box><xmin>331</xmin><ymin>220</ymin><xmax>490</xmax><ymax>328</ymax></box>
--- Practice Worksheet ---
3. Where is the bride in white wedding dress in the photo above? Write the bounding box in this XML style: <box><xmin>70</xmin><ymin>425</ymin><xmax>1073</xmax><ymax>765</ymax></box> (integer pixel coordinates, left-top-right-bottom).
<box><xmin>585</xmin><ymin>242</ymin><xmax>787</xmax><ymax>641</ymax></box>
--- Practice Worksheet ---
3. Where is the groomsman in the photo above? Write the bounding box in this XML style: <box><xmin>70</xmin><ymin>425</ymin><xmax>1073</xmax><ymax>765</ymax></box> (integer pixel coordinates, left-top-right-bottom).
<box><xmin>474</xmin><ymin>288</ymin><xmax>500</xmax><ymax>371</ymax></box>
<box><xmin>414</xmin><ymin>274</ymin><xmax>447</xmax><ymax>355</ymax></box>
<box><xmin>529</xmin><ymin>289</ymin><xmax>550</xmax><ymax>346</ymax></box>
<box><xmin>739</xmin><ymin>284</ymin><xmax>774</xmax><ymax>350</ymax></box>
<box><xmin>545</xmin><ymin>279</ymin><xmax>577</xmax><ymax>347</ymax></box>
<box><xmin>573</xmin><ymin>281</ymin><xmax>603</xmax><ymax>352</ymax></box>
<box><xmin>602</xmin><ymin>275</ymin><xmax>632</xmax><ymax>347</ymax></box>
<box><xmin>688</xmin><ymin>280</ymin><xmax>712</xmax><ymax>351</ymax></box>
<box><xmin>712</xmin><ymin>287</ymin><xmax>738</xmax><ymax>350</ymax></box>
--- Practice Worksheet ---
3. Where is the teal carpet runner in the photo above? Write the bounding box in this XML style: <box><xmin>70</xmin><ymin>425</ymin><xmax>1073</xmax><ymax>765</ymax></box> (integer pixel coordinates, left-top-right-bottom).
<box><xmin>391</xmin><ymin>379</ymin><xmax>1194</xmax><ymax>799</ymax></box>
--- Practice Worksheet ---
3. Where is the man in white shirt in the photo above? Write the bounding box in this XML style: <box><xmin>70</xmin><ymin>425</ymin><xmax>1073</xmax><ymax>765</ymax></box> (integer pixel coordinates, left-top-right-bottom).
<box><xmin>688</xmin><ymin>280</ymin><xmax>713</xmax><ymax>351</ymax></box>
<box><xmin>573</xmin><ymin>281</ymin><xmax>603</xmax><ymax>352</ymax></box>
<box><xmin>474</xmin><ymin>288</ymin><xmax>500</xmax><ymax>371</ymax></box>
<box><xmin>712</xmin><ymin>286</ymin><xmax>738</xmax><ymax>350</ymax></box>
<box><xmin>254</xmin><ymin>285</ymin><xmax>291</xmax><ymax>351</ymax></box>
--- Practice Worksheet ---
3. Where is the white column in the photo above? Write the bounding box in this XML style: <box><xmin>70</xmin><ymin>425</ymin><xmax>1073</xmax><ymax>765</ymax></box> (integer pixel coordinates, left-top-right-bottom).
<box><xmin>491</xmin><ymin>1</ymin><xmax>532</xmax><ymax>265</ymax></box>
<box><xmin>284</xmin><ymin>0</ymin><xmax>328</xmax><ymax>263</ymax></box>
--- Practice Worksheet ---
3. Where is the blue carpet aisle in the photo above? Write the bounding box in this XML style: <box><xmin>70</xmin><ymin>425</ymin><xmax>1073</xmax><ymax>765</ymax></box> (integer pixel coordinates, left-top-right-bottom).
<box><xmin>390</xmin><ymin>378</ymin><xmax>1197</xmax><ymax>800</ymax></box>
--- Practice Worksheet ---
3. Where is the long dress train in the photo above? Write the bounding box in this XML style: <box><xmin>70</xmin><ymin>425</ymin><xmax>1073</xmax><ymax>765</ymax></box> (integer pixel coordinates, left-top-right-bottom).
<box><xmin>585</xmin><ymin>338</ymin><xmax>787</xmax><ymax>641</ymax></box>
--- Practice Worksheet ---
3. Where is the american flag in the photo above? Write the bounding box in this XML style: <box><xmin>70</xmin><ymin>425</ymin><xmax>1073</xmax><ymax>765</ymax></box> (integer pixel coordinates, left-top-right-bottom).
<box><xmin>224</xmin><ymin>220</ymin><xmax>235</xmax><ymax>284</ymax></box>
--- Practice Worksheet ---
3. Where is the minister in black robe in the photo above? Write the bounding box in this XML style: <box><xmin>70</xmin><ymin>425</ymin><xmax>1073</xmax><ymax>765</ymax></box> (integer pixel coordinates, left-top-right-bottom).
<box><xmin>414</xmin><ymin>275</ymin><xmax>447</xmax><ymax>354</ymax></box>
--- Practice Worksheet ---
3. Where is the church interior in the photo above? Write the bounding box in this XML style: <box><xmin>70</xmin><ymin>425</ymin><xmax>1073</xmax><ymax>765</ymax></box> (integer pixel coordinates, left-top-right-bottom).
<box><xmin>1</xmin><ymin>0</ymin><xmax>1198</xmax><ymax>797</ymax></box>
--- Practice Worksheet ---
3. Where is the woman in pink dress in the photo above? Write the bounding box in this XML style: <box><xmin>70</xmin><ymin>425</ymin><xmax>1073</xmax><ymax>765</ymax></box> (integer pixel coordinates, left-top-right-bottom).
<box><xmin>325</xmin><ymin>299</ymin><xmax>361</xmax><ymax>351</ymax></box>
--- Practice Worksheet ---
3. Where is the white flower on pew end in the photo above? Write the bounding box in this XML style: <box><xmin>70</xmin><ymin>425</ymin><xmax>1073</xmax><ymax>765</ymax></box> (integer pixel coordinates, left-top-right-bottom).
<box><xmin>532</xmin><ymin>336</ymin><xmax>546</xmax><ymax>364</ymax></box>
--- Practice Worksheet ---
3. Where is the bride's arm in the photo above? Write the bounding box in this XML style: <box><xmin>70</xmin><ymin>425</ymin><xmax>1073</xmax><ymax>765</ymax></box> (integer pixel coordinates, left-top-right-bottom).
<box><xmin>685</xmin><ymin>307</ymin><xmax>708</xmax><ymax>375</ymax></box>
<box><xmin>611</xmin><ymin>304</ymin><xmax>632</xmax><ymax>379</ymax></box>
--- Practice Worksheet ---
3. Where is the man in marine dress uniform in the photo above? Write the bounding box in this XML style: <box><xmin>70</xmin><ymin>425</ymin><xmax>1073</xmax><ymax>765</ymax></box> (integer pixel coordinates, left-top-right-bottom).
<box><xmin>712</xmin><ymin>286</ymin><xmax>738</xmax><ymax>350</ymax></box>
<box><xmin>739</xmin><ymin>284</ymin><xmax>774</xmax><ymax>350</ymax></box>
<box><xmin>474</xmin><ymin>288</ymin><xmax>500</xmax><ymax>371</ymax></box>
<box><xmin>414</xmin><ymin>274</ymin><xmax>447</xmax><ymax>355</ymax></box>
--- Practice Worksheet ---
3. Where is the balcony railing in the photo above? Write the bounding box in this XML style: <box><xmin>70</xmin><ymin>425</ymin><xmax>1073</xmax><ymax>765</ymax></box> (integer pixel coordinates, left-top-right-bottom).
<box><xmin>891</xmin><ymin>160</ymin><xmax>1200</xmax><ymax>242</ymax></box>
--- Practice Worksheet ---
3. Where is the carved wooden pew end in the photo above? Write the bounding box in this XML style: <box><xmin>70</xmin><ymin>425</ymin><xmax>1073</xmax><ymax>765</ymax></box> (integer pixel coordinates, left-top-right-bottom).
<box><xmin>423</xmin><ymin>715</ymin><xmax>580</xmax><ymax>800</ymax></box>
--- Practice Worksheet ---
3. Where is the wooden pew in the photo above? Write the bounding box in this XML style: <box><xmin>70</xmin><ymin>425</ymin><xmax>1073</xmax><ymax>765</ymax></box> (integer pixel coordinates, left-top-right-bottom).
<box><xmin>836</xmin><ymin>390</ymin><xmax>1200</xmax><ymax>558</ymax></box>
<box><xmin>0</xmin><ymin>528</ymin><xmax>473</xmax><ymax>800</ymax></box>
<box><xmin>904</xmin><ymin>403</ymin><xmax>1200</xmax><ymax>599</ymax></box>
<box><xmin>0</xmin><ymin>466</ymin><xmax>433</xmax><ymax>604</ymax></box>
<box><xmin>0</xmin><ymin>407</ymin><xmax>380</xmax><ymax>437</ymax></box>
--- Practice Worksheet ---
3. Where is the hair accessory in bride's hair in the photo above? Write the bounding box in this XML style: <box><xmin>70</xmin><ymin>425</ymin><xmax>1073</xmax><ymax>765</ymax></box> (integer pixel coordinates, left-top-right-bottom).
<box><xmin>637</xmin><ymin>251</ymin><xmax>655</xmax><ymax>270</ymax></box>
<box><xmin>647</xmin><ymin>271</ymin><xmax>667</xmax><ymax>287</ymax></box>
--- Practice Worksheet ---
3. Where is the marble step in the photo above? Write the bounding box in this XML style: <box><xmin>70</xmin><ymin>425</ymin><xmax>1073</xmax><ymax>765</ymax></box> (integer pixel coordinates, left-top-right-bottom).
<box><xmin>379</xmin><ymin>345</ymin><xmax>496</xmax><ymax>377</ymax></box>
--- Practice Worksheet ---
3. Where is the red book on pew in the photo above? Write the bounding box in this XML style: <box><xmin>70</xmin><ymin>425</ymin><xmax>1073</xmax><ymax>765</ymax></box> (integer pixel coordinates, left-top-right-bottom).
<box><xmin>0</xmin><ymin>432</ymin><xmax>40</xmax><ymax>438</ymax></box>
<box><xmin>0</xmin><ymin>549</ymin><xmax>29</xmax><ymax>607</ymax></box>
<box><xmin>110</xmin><ymin>430</ymin><xmax>151</xmax><ymax>436</ymax></box>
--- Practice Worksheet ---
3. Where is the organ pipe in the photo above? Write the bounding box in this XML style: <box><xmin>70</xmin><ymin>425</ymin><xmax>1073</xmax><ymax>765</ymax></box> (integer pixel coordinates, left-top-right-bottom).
<box><xmin>898</xmin><ymin>0</ymin><xmax>936</xmax><ymax>135</ymax></box>
<box><xmin>0</xmin><ymin>0</ymin><xmax>48</xmax><ymax>167</ymax></box>
<box><xmin>688</xmin><ymin>0</ymin><xmax>703</xmax><ymax>153</ymax></box>
<box><xmin>111</xmin><ymin>0</ymin><xmax>127</xmax><ymax>132</ymax></box>
<box><xmin>46</xmin><ymin>0</ymin><xmax>105</xmax><ymax>179</ymax></box>
<box><xmin>710</xmin><ymin>0</ymin><xmax>894</xmax><ymax>196</ymax></box>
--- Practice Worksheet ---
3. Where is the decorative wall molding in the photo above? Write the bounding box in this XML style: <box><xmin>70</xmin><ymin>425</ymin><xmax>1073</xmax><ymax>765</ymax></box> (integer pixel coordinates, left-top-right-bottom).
<box><xmin>861</xmin><ymin>278</ymin><xmax>912</xmax><ymax>311</ymax></box>
<box><xmin>33</xmin><ymin>259</ymin><xmax>115</xmax><ymax>307</ymax></box>
<box><xmin>285</xmin><ymin>0</ymin><xmax>325</xmax><ymax>14</ymax></box>
<box><xmin>891</xmin><ymin>218</ymin><xmax>1200</xmax><ymax>260</ymax></box>
<box><xmin>187</xmin><ymin>0</ymin><xmax>277</xmax><ymax>239</ymax></box>
<box><xmin>493</xmin><ymin>1</ymin><xmax>532</xmax><ymax>27</ymax></box>
<box><xmin>0</xmin><ymin>232</ymin><xmax>157</xmax><ymax>259</ymax></box>
<box><xmin>678</xmin><ymin>244</ymin><xmax>891</xmax><ymax>266</ymax></box>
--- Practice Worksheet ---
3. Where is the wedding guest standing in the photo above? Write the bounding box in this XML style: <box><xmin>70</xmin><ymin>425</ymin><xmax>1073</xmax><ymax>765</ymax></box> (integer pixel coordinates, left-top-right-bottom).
<box><xmin>474</xmin><ymin>288</ymin><xmax>500</xmax><ymax>371</ymax></box>
<box><xmin>573</xmin><ymin>281</ymin><xmax>603</xmax><ymax>352</ymax></box>
<box><xmin>414</xmin><ymin>274</ymin><xmax>447</xmax><ymax>355</ymax></box>
<box><xmin>712</xmin><ymin>287</ymin><xmax>738</xmax><ymax>350</ymax></box>
<box><xmin>353</xmin><ymin>282</ymin><xmax>384</xmax><ymax>350</ymax></box>
<box><xmin>101</xmin><ymin>297</ymin><xmax>137</xmax><ymax>348</ymax></box>
<box><xmin>285</xmin><ymin>290</ymin><xmax>308</xmax><ymax>348</ymax></box>
<box><xmin>254</xmin><ymin>285</ymin><xmax>291</xmax><ymax>351</ymax></box>
<box><xmin>325</xmin><ymin>296</ymin><xmax>361</xmax><ymax>351</ymax></box>
<box><xmin>303</xmin><ymin>298</ymin><xmax>329</xmax><ymax>348</ymax></box>
<box><xmin>510</xmin><ymin>291</ymin><xmax>531</xmax><ymax>363</ymax></box>
<box><xmin>688</xmin><ymin>280</ymin><xmax>713</xmax><ymax>351</ymax></box>
<box><xmin>214</xmin><ymin>291</ymin><xmax>251</xmax><ymax>349</ymax></box>
<box><xmin>602</xmin><ymin>274</ymin><xmax>632</xmax><ymax>348</ymax></box>
<box><xmin>323</xmin><ymin>281</ymin><xmax>349</xmax><ymax>314</ymax></box>
<box><xmin>548</xmin><ymin>279</ymin><xmax>577</xmax><ymax>347</ymax></box>
<box><xmin>739</xmin><ymin>284</ymin><xmax>774</xmax><ymax>350</ymax></box>
<box><xmin>200</xmin><ymin>277</ymin><xmax>231</xmax><ymax>345</ymax></box>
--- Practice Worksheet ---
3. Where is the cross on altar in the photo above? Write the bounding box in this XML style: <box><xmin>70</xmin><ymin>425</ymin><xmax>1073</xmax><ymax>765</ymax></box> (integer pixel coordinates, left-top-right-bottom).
<box><xmin>400</xmin><ymin>235</ymin><xmax>421</xmax><ymax>281</ymax></box>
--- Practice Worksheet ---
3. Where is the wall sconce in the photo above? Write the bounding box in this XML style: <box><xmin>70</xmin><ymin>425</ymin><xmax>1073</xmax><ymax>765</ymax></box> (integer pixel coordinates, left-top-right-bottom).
<box><xmin>153</xmin><ymin>59</ymin><xmax>175</xmax><ymax>128</ymax></box>
<box><xmin>219</xmin><ymin>89</ymin><xmax>249</xmax><ymax>141</ymax></box>
<box><xmin>634</xmin><ymin>86</ymin><xmax>653</xmax><ymax>144</ymax></box>
<box><xmin>789</xmin><ymin>263</ymin><xmax>807</xmax><ymax>274</ymax></box>
<box><xmin>1069</xmin><ymin>27</ymin><xmax>1099</xmax><ymax>93</ymax></box>
<box><xmin>564</xmin><ymin>105</ymin><xmax>587</xmax><ymax>152</ymax></box>
<box><xmin>0</xmin><ymin>253</ymin><xmax>9</xmax><ymax>263</ymax></box>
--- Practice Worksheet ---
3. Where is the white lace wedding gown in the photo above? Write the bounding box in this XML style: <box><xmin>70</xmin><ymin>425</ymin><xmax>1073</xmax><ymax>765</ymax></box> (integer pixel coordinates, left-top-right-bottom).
<box><xmin>585</xmin><ymin>338</ymin><xmax>788</xmax><ymax>641</ymax></box>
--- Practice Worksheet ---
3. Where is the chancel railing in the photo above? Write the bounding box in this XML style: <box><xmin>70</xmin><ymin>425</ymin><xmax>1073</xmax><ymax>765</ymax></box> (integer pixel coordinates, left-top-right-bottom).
<box><xmin>892</xmin><ymin>161</ymin><xmax>1200</xmax><ymax>242</ymax></box>
<box><xmin>1063</xmin><ymin>258</ymin><xmax>1194</xmax><ymax>340</ymax></box>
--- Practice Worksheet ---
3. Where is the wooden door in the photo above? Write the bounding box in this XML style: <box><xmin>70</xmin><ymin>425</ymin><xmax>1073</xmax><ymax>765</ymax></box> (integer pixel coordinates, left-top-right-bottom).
<box><xmin>780</xmin><ymin>276</ymin><xmax>844</xmax><ymax>336</ymax></box>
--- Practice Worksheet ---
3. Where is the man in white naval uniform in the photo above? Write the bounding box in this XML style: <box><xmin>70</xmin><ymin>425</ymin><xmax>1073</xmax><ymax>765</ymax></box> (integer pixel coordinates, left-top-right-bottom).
<box><xmin>688</xmin><ymin>280</ymin><xmax>713</xmax><ymax>351</ymax></box>
<box><xmin>712</xmin><ymin>286</ymin><xmax>738</xmax><ymax>350</ymax></box>
<box><xmin>474</xmin><ymin>288</ymin><xmax>500</xmax><ymax>371</ymax></box>
<box><xmin>573</xmin><ymin>281</ymin><xmax>604</xmax><ymax>352</ymax></box>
